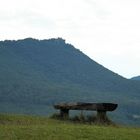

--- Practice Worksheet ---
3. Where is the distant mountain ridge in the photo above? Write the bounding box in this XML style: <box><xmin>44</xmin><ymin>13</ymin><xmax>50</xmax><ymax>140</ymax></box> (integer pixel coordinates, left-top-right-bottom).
<box><xmin>131</xmin><ymin>76</ymin><xmax>140</xmax><ymax>81</ymax></box>
<box><xmin>0</xmin><ymin>38</ymin><xmax>140</xmax><ymax>125</ymax></box>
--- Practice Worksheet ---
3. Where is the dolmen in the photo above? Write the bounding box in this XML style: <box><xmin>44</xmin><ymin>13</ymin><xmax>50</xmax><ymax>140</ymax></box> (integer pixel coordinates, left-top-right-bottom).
<box><xmin>54</xmin><ymin>102</ymin><xmax>118</xmax><ymax>122</ymax></box>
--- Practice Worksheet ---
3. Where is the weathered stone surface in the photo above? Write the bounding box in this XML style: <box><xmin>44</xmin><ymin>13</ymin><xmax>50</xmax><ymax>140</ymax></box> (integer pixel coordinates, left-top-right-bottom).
<box><xmin>54</xmin><ymin>102</ymin><xmax>118</xmax><ymax>111</ymax></box>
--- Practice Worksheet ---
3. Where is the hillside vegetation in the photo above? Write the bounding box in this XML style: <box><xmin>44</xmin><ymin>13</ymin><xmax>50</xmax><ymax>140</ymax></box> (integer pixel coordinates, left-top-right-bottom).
<box><xmin>0</xmin><ymin>114</ymin><xmax>140</xmax><ymax>140</ymax></box>
<box><xmin>0</xmin><ymin>38</ymin><xmax>140</xmax><ymax>125</ymax></box>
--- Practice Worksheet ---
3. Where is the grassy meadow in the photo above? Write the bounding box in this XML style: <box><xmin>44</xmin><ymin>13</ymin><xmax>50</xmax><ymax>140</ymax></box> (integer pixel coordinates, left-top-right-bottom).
<box><xmin>0</xmin><ymin>114</ymin><xmax>140</xmax><ymax>140</ymax></box>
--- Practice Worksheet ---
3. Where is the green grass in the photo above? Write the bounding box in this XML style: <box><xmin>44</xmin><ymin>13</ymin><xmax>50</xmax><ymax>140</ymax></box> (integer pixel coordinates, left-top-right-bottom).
<box><xmin>0</xmin><ymin>114</ymin><xmax>140</xmax><ymax>140</ymax></box>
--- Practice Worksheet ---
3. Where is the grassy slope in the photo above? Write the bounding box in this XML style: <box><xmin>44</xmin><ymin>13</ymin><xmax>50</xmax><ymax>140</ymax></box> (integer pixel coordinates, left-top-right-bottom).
<box><xmin>0</xmin><ymin>114</ymin><xmax>140</xmax><ymax>140</ymax></box>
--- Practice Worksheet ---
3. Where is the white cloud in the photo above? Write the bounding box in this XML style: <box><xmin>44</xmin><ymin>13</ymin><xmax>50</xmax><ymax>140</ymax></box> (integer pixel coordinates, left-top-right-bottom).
<box><xmin>0</xmin><ymin>0</ymin><xmax>140</xmax><ymax>78</ymax></box>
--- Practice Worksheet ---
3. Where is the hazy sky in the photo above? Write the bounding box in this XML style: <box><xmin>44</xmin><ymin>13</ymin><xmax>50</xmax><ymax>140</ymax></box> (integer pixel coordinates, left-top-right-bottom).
<box><xmin>0</xmin><ymin>0</ymin><xmax>140</xmax><ymax>78</ymax></box>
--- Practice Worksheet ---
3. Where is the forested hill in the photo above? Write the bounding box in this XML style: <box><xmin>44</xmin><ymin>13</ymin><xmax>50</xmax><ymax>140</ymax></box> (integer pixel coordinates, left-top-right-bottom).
<box><xmin>0</xmin><ymin>38</ymin><xmax>140</xmax><ymax>125</ymax></box>
<box><xmin>0</xmin><ymin>38</ymin><xmax>139</xmax><ymax>93</ymax></box>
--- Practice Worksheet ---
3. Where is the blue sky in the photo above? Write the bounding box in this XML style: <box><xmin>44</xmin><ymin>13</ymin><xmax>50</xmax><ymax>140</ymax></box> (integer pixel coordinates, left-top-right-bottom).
<box><xmin>0</xmin><ymin>0</ymin><xmax>140</xmax><ymax>78</ymax></box>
